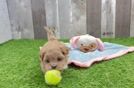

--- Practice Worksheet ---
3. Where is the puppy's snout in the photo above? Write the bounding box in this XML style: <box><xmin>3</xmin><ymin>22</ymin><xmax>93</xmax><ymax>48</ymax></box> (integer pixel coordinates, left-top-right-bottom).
<box><xmin>52</xmin><ymin>65</ymin><xmax>57</xmax><ymax>69</ymax></box>
<box><xmin>51</xmin><ymin>64</ymin><xmax>57</xmax><ymax>69</ymax></box>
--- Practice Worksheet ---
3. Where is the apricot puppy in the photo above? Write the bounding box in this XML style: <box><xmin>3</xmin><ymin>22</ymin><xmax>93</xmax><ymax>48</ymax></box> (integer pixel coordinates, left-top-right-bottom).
<box><xmin>40</xmin><ymin>27</ymin><xmax>69</xmax><ymax>72</ymax></box>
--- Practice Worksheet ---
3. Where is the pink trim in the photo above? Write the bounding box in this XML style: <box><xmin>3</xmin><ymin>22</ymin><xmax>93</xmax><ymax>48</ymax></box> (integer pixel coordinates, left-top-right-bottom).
<box><xmin>68</xmin><ymin>47</ymin><xmax>134</xmax><ymax>67</ymax></box>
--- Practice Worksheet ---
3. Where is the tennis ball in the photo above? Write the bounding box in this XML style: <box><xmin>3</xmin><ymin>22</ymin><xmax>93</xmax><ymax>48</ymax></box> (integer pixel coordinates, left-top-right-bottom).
<box><xmin>44</xmin><ymin>70</ymin><xmax>62</xmax><ymax>85</ymax></box>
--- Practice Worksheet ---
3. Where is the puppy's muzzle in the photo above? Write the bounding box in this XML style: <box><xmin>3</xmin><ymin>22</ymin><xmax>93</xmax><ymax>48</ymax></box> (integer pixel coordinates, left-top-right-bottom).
<box><xmin>52</xmin><ymin>65</ymin><xmax>57</xmax><ymax>69</ymax></box>
<box><xmin>51</xmin><ymin>64</ymin><xmax>57</xmax><ymax>69</ymax></box>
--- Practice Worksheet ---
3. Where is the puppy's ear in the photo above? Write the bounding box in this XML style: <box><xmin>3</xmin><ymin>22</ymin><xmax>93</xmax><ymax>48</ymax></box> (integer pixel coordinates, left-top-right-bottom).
<box><xmin>60</xmin><ymin>46</ymin><xmax>69</xmax><ymax>56</ymax></box>
<box><xmin>40</xmin><ymin>51</ymin><xmax>46</xmax><ymax>61</ymax></box>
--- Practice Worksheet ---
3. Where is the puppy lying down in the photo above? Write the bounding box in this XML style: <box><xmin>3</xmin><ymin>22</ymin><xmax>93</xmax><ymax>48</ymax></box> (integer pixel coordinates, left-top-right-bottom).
<box><xmin>40</xmin><ymin>27</ymin><xmax>69</xmax><ymax>73</ymax></box>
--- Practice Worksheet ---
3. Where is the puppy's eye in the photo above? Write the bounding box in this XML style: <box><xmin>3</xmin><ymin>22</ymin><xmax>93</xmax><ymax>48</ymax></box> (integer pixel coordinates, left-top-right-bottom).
<box><xmin>45</xmin><ymin>59</ymin><xmax>50</xmax><ymax>63</ymax></box>
<box><xmin>57</xmin><ymin>58</ymin><xmax>62</xmax><ymax>61</ymax></box>
<box><xmin>81</xmin><ymin>44</ymin><xmax>83</xmax><ymax>46</ymax></box>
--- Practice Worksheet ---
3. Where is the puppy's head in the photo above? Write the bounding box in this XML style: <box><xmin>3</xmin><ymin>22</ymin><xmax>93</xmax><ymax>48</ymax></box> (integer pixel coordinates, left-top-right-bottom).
<box><xmin>40</xmin><ymin>47</ymin><xmax>69</xmax><ymax>72</ymax></box>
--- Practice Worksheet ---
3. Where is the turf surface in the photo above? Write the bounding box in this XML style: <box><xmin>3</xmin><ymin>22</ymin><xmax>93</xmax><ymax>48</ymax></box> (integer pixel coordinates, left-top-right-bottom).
<box><xmin>0</xmin><ymin>38</ymin><xmax>134</xmax><ymax>88</ymax></box>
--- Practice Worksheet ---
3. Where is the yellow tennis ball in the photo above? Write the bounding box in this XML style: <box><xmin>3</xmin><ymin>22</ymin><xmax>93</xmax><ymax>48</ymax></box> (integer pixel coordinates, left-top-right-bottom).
<box><xmin>44</xmin><ymin>70</ymin><xmax>62</xmax><ymax>85</ymax></box>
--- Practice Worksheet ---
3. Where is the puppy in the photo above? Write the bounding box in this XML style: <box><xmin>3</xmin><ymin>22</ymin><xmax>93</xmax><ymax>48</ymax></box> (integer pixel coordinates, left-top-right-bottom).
<box><xmin>40</xmin><ymin>27</ymin><xmax>69</xmax><ymax>73</ymax></box>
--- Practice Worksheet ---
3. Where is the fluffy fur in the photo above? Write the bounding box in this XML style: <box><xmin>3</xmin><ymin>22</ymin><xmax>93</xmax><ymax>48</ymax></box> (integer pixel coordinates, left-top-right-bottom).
<box><xmin>40</xmin><ymin>27</ymin><xmax>69</xmax><ymax>73</ymax></box>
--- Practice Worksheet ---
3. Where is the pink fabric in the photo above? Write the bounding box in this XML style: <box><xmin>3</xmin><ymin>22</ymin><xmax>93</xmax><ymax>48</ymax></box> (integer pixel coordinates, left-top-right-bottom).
<box><xmin>96</xmin><ymin>38</ymin><xmax>104</xmax><ymax>51</ymax></box>
<box><xmin>68</xmin><ymin>47</ymin><xmax>134</xmax><ymax>67</ymax></box>
<box><xmin>70</xmin><ymin>36</ymin><xmax>80</xmax><ymax>48</ymax></box>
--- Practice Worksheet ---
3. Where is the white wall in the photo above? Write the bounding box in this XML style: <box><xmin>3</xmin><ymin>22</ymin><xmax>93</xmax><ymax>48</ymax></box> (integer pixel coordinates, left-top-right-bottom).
<box><xmin>0</xmin><ymin>0</ymin><xmax>12</xmax><ymax>44</ymax></box>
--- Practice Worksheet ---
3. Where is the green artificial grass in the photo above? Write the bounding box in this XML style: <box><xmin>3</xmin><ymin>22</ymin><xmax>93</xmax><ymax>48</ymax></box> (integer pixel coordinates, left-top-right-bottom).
<box><xmin>0</xmin><ymin>38</ymin><xmax>134</xmax><ymax>88</ymax></box>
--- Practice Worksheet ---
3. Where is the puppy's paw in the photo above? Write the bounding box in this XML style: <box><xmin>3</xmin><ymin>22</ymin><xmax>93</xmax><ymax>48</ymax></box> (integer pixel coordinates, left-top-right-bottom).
<box><xmin>39</xmin><ymin>47</ymin><xmax>42</xmax><ymax>50</ymax></box>
<box><xmin>63</xmin><ymin>65</ymin><xmax>68</xmax><ymax>69</ymax></box>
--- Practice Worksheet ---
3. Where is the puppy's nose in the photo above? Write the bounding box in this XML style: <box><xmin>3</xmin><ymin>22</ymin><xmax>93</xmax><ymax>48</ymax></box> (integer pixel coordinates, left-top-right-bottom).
<box><xmin>52</xmin><ymin>65</ymin><xmax>57</xmax><ymax>69</ymax></box>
